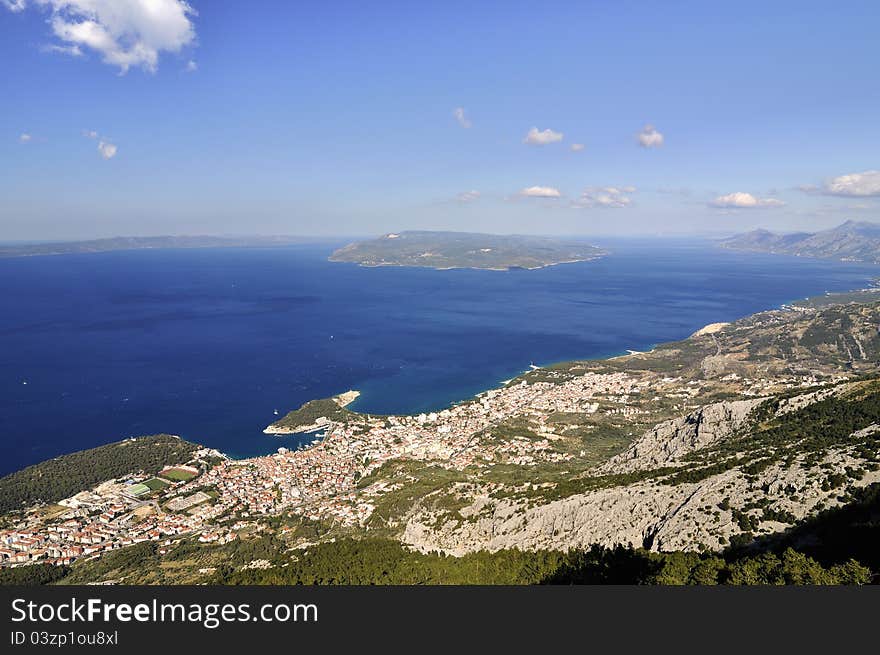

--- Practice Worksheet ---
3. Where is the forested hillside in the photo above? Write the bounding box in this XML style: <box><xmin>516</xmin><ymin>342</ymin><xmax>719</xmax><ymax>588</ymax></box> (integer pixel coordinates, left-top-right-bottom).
<box><xmin>0</xmin><ymin>435</ymin><xmax>199</xmax><ymax>512</ymax></box>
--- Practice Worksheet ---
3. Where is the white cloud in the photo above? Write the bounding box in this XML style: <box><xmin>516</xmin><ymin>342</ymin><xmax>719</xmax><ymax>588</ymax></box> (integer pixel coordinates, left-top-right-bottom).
<box><xmin>518</xmin><ymin>186</ymin><xmax>562</xmax><ymax>198</ymax></box>
<box><xmin>97</xmin><ymin>140</ymin><xmax>117</xmax><ymax>159</ymax></box>
<box><xmin>710</xmin><ymin>192</ymin><xmax>785</xmax><ymax>208</ymax></box>
<box><xmin>456</xmin><ymin>190</ymin><xmax>480</xmax><ymax>202</ymax></box>
<box><xmin>19</xmin><ymin>133</ymin><xmax>32</xmax><ymax>143</ymax></box>
<box><xmin>570</xmin><ymin>143</ymin><xmax>585</xmax><ymax>152</ymax></box>
<box><xmin>637</xmin><ymin>124</ymin><xmax>664</xmax><ymax>148</ymax></box>
<box><xmin>6</xmin><ymin>1</ymin><xmax>197</xmax><ymax>74</ymax></box>
<box><xmin>452</xmin><ymin>107</ymin><xmax>471</xmax><ymax>129</ymax></box>
<box><xmin>42</xmin><ymin>42</ymin><xmax>83</xmax><ymax>56</ymax></box>
<box><xmin>822</xmin><ymin>170</ymin><xmax>880</xmax><ymax>197</ymax></box>
<box><xmin>83</xmin><ymin>130</ymin><xmax>117</xmax><ymax>159</ymax></box>
<box><xmin>573</xmin><ymin>186</ymin><xmax>636</xmax><ymax>208</ymax></box>
<box><xmin>185</xmin><ymin>59</ymin><xmax>197</xmax><ymax>72</ymax></box>
<box><xmin>523</xmin><ymin>127</ymin><xmax>563</xmax><ymax>145</ymax></box>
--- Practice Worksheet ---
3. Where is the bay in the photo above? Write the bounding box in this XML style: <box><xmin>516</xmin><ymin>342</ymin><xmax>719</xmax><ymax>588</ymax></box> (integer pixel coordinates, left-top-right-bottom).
<box><xmin>0</xmin><ymin>238</ymin><xmax>875</xmax><ymax>475</ymax></box>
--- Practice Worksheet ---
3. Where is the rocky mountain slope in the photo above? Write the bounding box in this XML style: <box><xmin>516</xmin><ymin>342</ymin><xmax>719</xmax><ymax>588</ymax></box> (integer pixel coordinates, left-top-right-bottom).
<box><xmin>4</xmin><ymin>296</ymin><xmax>880</xmax><ymax>584</ymax></box>
<box><xmin>402</xmin><ymin>379</ymin><xmax>880</xmax><ymax>555</ymax></box>
<box><xmin>720</xmin><ymin>220</ymin><xmax>880</xmax><ymax>263</ymax></box>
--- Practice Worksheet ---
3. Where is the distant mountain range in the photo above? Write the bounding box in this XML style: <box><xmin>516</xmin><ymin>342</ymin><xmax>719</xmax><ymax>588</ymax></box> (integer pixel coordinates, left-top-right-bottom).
<box><xmin>720</xmin><ymin>220</ymin><xmax>880</xmax><ymax>263</ymax></box>
<box><xmin>0</xmin><ymin>235</ymin><xmax>319</xmax><ymax>258</ymax></box>
<box><xmin>329</xmin><ymin>231</ymin><xmax>606</xmax><ymax>270</ymax></box>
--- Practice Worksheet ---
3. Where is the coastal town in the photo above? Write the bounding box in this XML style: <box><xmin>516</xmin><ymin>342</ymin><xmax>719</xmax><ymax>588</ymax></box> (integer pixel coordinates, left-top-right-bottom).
<box><xmin>0</xmin><ymin>341</ymin><xmax>845</xmax><ymax>569</ymax></box>
<box><xmin>0</xmin><ymin>456</ymin><xmax>226</xmax><ymax>566</ymax></box>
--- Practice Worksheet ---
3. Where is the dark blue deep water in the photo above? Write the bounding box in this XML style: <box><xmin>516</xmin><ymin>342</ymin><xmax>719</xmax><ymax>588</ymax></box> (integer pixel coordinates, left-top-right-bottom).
<box><xmin>1</xmin><ymin>239</ymin><xmax>877</xmax><ymax>475</ymax></box>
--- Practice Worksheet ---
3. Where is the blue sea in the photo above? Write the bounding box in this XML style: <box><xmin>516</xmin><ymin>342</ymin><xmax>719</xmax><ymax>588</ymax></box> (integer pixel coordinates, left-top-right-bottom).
<box><xmin>1</xmin><ymin>238</ymin><xmax>877</xmax><ymax>476</ymax></box>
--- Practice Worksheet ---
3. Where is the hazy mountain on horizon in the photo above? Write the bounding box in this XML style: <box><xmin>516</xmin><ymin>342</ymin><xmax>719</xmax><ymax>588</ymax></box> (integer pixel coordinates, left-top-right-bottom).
<box><xmin>720</xmin><ymin>220</ymin><xmax>880</xmax><ymax>263</ymax></box>
<box><xmin>0</xmin><ymin>235</ymin><xmax>333</xmax><ymax>258</ymax></box>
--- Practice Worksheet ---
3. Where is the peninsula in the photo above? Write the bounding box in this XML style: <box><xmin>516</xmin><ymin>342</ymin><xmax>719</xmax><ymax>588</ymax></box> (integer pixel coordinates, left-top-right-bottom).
<box><xmin>720</xmin><ymin>220</ymin><xmax>880</xmax><ymax>263</ymax></box>
<box><xmin>4</xmin><ymin>293</ymin><xmax>880</xmax><ymax>585</ymax></box>
<box><xmin>328</xmin><ymin>231</ymin><xmax>607</xmax><ymax>270</ymax></box>
<box><xmin>263</xmin><ymin>390</ymin><xmax>361</xmax><ymax>435</ymax></box>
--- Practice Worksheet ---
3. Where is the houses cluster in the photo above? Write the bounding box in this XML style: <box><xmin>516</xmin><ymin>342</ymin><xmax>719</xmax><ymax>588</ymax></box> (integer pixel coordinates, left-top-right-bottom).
<box><xmin>2</xmin><ymin>369</ymin><xmax>700</xmax><ymax>567</ymax></box>
<box><xmin>0</xmin><ymin>452</ymin><xmax>227</xmax><ymax>567</ymax></box>
<box><xmin>0</xmin><ymin>481</ymin><xmax>177</xmax><ymax>566</ymax></box>
<box><xmin>170</xmin><ymin>372</ymin><xmax>662</xmax><ymax>526</ymax></box>
<box><xmin>2</xmin><ymin>362</ymin><xmax>850</xmax><ymax>570</ymax></box>
<box><xmin>740</xmin><ymin>373</ymin><xmax>849</xmax><ymax>397</ymax></box>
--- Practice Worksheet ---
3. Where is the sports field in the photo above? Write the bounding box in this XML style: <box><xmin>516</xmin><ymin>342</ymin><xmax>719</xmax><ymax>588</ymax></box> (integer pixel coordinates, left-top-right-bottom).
<box><xmin>159</xmin><ymin>467</ymin><xmax>198</xmax><ymax>482</ymax></box>
<box><xmin>128</xmin><ymin>483</ymin><xmax>151</xmax><ymax>497</ymax></box>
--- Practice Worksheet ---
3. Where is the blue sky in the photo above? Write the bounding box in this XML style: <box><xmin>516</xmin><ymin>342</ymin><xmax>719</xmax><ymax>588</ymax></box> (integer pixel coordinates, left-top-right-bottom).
<box><xmin>2</xmin><ymin>0</ymin><xmax>879</xmax><ymax>240</ymax></box>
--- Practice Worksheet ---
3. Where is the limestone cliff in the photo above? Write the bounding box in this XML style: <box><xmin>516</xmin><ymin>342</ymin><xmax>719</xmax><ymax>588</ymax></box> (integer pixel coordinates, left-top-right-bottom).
<box><xmin>597</xmin><ymin>397</ymin><xmax>765</xmax><ymax>474</ymax></box>
<box><xmin>400</xmin><ymin>381</ymin><xmax>880</xmax><ymax>555</ymax></box>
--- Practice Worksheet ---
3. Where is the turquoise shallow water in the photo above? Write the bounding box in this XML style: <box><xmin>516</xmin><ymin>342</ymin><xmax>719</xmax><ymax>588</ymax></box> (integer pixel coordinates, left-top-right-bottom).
<box><xmin>1</xmin><ymin>237</ymin><xmax>876</xmax><ymax>475</ymax></box>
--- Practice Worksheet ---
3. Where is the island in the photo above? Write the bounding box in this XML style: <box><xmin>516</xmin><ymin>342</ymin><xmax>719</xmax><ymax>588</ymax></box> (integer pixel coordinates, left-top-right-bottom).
<box><xmin>720</xmin><ymin>220</ymin><xmax>880</xmax><ymax>263</ymax></box>
<box><xmin>0</xmin><ymin>235</ymin><xmax>319</xmax><ymax>258</ymax></box>
<box><xmin>328</xmin><ymin>231</ymin><xmax>607</xmax><ymax>270</ymax></box>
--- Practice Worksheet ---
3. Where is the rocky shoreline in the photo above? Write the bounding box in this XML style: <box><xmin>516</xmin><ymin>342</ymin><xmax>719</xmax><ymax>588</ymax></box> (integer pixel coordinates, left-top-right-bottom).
<box><xmin>263</xmin><ymin>390</ymin><xmax>361</xmax><ymax>435</ymax></box>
